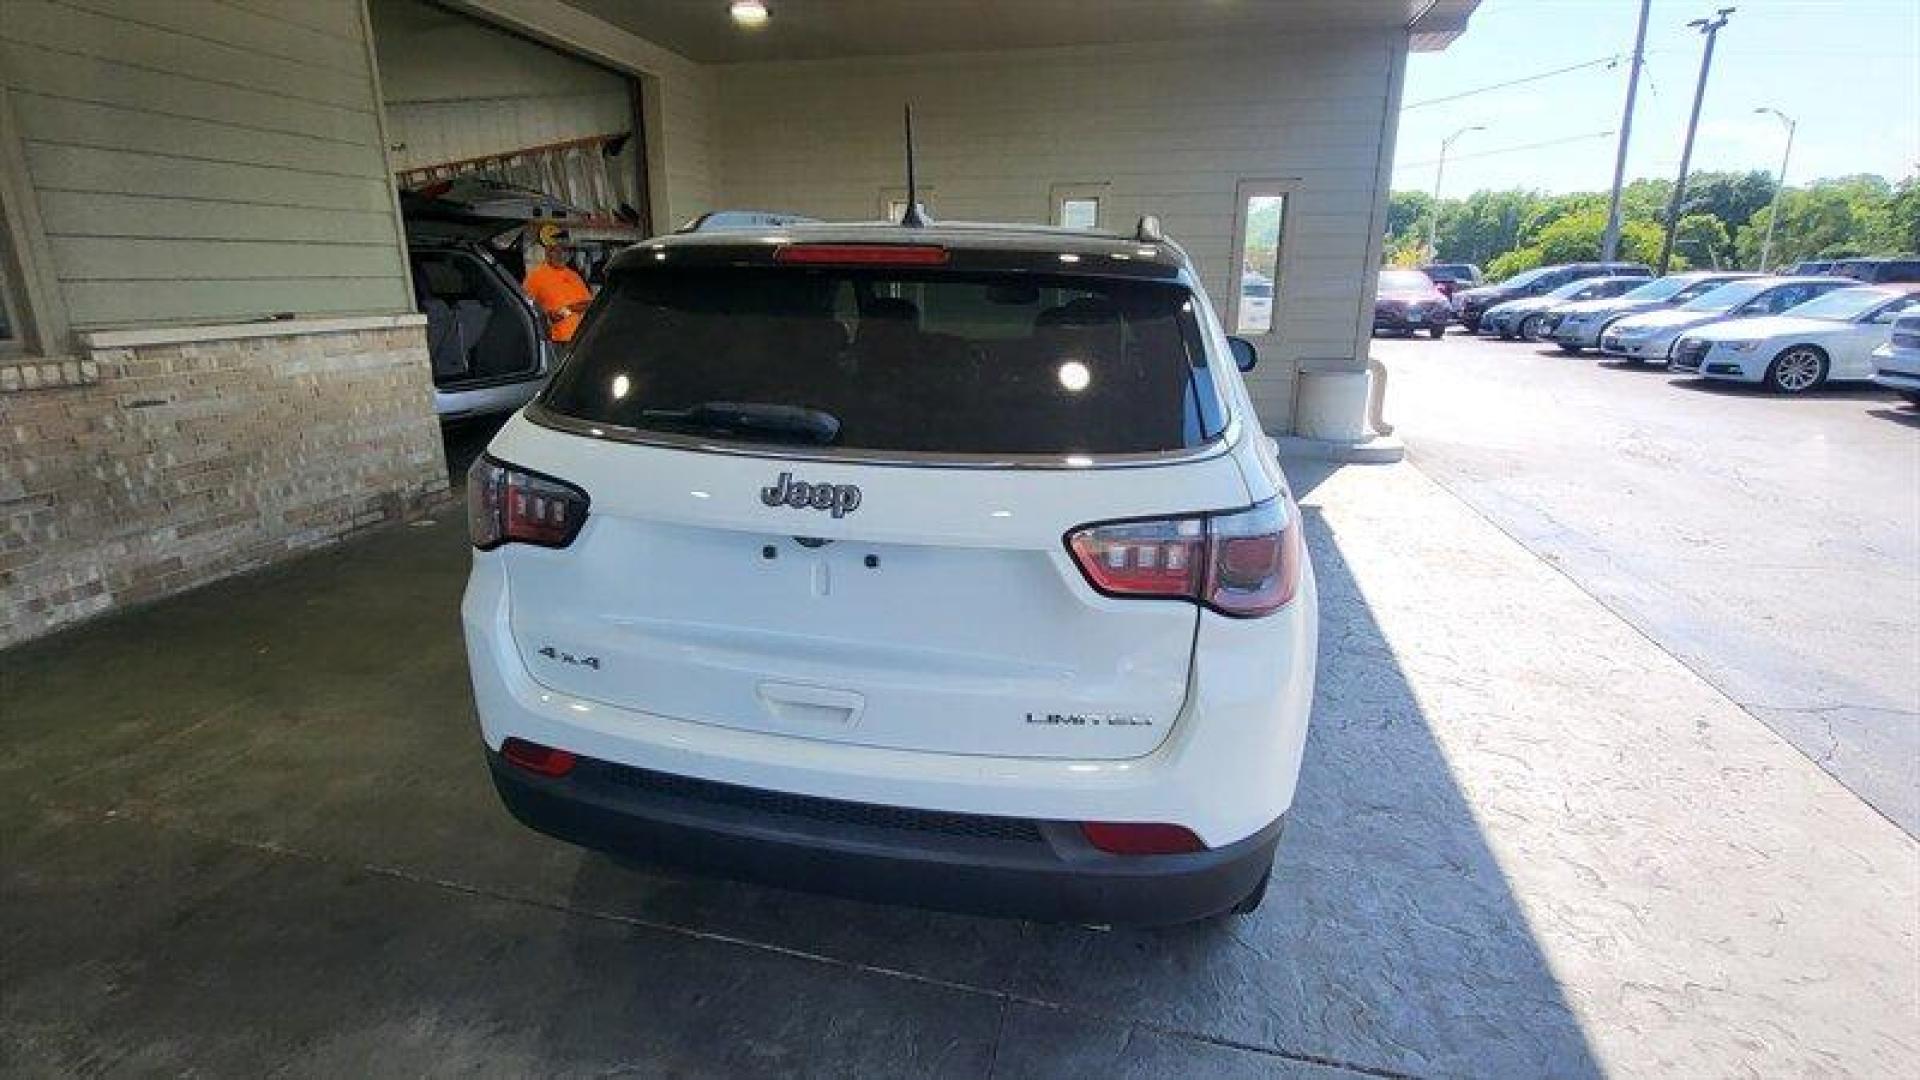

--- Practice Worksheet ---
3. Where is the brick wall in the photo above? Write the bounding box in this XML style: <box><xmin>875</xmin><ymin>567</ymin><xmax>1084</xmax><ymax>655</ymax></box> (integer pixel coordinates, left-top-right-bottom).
<box><xmin>0</xmin><ymin>321</ymin><xmax>450</xmax><ymax>647</ymax></box>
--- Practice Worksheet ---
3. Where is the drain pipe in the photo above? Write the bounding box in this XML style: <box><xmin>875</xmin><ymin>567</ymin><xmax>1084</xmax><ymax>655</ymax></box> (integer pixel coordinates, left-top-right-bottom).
<box><xmin>1366</xmin><ymin>355</ymin><xmax>1395</xmax><ymax>436</ymax></box>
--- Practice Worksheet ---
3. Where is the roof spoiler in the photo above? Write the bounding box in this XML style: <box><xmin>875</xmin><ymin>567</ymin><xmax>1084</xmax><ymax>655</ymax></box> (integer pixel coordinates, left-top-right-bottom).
<box><xmin>677</xmin><ymin>210</ymin><xmax>820</xmax><ymax>233</ymax></box>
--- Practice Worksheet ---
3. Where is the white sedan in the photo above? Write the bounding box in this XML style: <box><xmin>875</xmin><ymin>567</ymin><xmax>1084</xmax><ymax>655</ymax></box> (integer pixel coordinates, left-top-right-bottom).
<box><xmin>1598</xmin><ymin>276</ymin><xmax>1847</xmax><ymax>363</ymax></box>
<box><xmin>1668</xmin><ymin>285</ymin><xmax>1920</xmax><ymax>393</ymax></box>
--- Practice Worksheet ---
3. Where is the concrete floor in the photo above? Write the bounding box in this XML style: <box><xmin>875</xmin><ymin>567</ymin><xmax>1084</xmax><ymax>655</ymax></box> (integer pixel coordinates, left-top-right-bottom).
<box><xmin>3</xmin><ymin>429</ymin><xmax>1916</xmax><ymax>1076</ymax></box>
<box><xmin>1378</xmin><ymin>332</ymin><xmax>1920</xmax><ymax>836</ymax></box>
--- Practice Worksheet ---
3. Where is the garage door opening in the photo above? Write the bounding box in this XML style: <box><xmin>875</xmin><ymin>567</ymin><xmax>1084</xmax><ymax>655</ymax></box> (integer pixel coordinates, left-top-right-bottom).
<box><xmin>369</xmin><ymin>0</ymin><xmax>652</xmax><ymax>409</ymax></box>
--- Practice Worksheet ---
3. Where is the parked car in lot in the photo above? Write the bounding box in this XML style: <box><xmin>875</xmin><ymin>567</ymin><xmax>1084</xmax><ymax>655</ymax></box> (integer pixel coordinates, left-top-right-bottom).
<box><xmin>402</xmin><ymin>180</ymin><xmax>565</xmax><ymax>421</ymax></box>
<box><xmin>1670</xmin><ymin>284</ymin><xmax>1920</xmax><ymax>393</ymax></box>
<box><xmin>1239</xmin><ymin>272</ymin><xmax>1275</xmax><ymax>332</ymax></box>
<box><xmin>1420</xmin><ymin>262</ymin><xmax>1483</xmax><ymax>301</ymax></box>
<box><xmin>464</xmin><ymin>218</ymin><xmax>1317</xmax><ymax>926</ymax></box>
<box><xmin>1781</xmin><ymin>260</ymin><xmax>1833</xmax><ymax>276</ymax></box>
<box><xmin>1598</xmin><ymin>276</ymin><xmax>1850</xmax><ymax>363</ymax></box>
<box><xmin>1482</xmin><ymin>275</ymin><xmax>1642</xmax><ymax>341</ymax></box>
<box><xmin>1549</xmin><ymin>271</ymin><xmax>1757</xmax><ymax>353</ymax></box>
<box><xmin>1452</xmin><ymin>261</ymin><xmax>1652</xmax><ymax>331</ymax></box>
<box><xmin>1373</xmin><ymin>269</ymin><xmax>1453</xmax><ymax>337</ymax></box>
<box><xmin>1871</xmin><ymin>311</ymin><xmax>1920</xmax><ymax>403</ymax></box>
<box><xmin>1829</xmin><ymin>256</ymin><xmax>1920</xmax><ymax>284</ymax></box>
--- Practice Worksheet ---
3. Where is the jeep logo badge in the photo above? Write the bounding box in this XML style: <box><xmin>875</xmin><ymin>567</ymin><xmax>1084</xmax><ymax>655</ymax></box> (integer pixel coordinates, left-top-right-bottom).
<box><xmin>760</xmin><ymin>471</ymin><xmax>861</xmax><ymax>518</ymax></box>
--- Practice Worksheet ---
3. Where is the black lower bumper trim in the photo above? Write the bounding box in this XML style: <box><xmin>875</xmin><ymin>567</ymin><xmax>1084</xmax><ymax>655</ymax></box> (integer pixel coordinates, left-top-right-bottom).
<box><xmin>487</xmin><ymin>750</ymin><xmax>1283</xmax><ymax>927</ymax></box>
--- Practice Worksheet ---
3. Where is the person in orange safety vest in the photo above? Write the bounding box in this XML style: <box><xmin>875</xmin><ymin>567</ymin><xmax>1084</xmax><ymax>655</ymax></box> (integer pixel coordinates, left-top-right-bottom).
<box><xmin>523</xmin><ymin>224</ymin><xmax>592</xmax><ymax>344</ymax></box>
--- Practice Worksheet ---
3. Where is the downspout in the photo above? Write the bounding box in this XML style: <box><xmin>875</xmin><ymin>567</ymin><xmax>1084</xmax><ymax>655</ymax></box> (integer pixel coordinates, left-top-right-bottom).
<box><xmin>1354</xmin><ymin>31</ymin><xmax>1411</xmax><ymax>438</ymax></box>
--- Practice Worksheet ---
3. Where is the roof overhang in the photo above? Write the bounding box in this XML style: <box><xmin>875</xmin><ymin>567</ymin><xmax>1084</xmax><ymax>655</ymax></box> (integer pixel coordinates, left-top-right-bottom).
<box><xmin>561</xmin><ymin>1</ymin><xmax>1484</xmax><ymax>64</ymax></box>
<box><xmin>1408</xmin><ymin>0</ymin><xmax>1481</xmax><ymax>52</ymax></box>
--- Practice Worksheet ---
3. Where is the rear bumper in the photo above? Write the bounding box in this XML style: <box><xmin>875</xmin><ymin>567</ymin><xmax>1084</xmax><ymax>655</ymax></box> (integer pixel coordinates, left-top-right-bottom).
<box><xmin>434</xmin><ymin>373</ymin><xmax>547</xmax><ymax>421</ymax></box>
<box><xmin>1373</xmin><ymin>309</ymin><xmax>1449</xmax><ymax>332</ymax></box>
<box><xmin>489</xmin><ymin>749</ymin><xmax>1282</xmax><ymax>926</ymax></box>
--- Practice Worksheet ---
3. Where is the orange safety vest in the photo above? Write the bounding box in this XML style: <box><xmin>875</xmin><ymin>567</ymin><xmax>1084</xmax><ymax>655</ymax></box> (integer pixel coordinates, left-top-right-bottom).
<box><xmin>524</xmin><ymin>262</ymin><xmax>592</xmax><ymax>343</ymax></box>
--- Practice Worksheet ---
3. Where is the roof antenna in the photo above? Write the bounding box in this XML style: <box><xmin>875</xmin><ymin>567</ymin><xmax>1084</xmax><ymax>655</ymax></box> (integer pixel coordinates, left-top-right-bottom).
<box><xmin>899</xmin><ymin>104</ymin><xmax>928</xmax><ymax>227</ymax></box>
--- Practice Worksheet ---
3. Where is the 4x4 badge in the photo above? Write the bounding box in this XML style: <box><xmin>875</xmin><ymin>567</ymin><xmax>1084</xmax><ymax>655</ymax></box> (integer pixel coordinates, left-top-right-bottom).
<box><xmin>760</xmin><ymin>472</ymin><xmax>862</xmax><ymax>518</ymax></box>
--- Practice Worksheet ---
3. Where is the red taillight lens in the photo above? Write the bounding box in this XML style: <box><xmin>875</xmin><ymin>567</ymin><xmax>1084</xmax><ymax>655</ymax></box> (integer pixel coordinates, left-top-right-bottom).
<box><xmin>773</xmin><ymin>243</ymin><xmax>950</xmax><ymax>266</ymax></box>
<box><xmin>1204</xmin><ymin>500</ymin><xmax>1303</xmax><ymax>616</ymax></box>
<box><xmin>1065</xmin><ymin>499</ymin><xmax>1303</xmax><ymax>618</ymax></box>
<box><xmin>501</xmin><ymin>737</ymin><xmax>576</xmax><ymax>777</ymax></box>
<box><xmin>468</xmin><ymin>456</ymin><xmax>590</xmax><ymax>550</ymax></box>
<box><xmin>1080</xmin><ymin>822</ymin><xmax>1206</xmax><ymax>855</ymax></box>
<box><xmin>1066</xmin><ymin>516</ymin><xmax>1205</xmax><ymax>598</ymax></box>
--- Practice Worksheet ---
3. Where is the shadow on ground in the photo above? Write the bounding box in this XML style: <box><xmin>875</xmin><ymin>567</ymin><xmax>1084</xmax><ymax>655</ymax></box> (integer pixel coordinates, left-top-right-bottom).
<box><xmin>0</xmin><ymin>460</ymin><xmax>1598</xmax><ymax>1078</ymax></box>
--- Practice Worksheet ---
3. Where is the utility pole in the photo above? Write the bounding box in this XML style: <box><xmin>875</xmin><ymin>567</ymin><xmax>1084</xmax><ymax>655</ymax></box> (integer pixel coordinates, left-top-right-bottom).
<box><xmin>1754</xmin><ymin>106</ymin><xmax>1796</xmax><ymax>271</ymax></box>
<box><xmin>1428</xmin><ymin>124</ymin><xmax>1485</xmax><ymax>259</ymax></box>
<box><xmin>1657</xmin><ymin>7</ymin><xmax>1735</xmax><ymax>275</ymax></box>
<box><xmin>1600</xmin><ymin>0</ymin><xmax>1652</xmax><ymax>262</ymax></box>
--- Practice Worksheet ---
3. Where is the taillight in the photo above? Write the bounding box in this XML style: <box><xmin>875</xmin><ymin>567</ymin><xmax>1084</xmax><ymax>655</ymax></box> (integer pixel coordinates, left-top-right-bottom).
<box><xmin>468</xmin><ymin>456</ymin><xmax>589</xmax><ymax>550</ymax></box>
<box><xmin>1080</xmin><ymin>822</ymin><xmax>1206</xmax><ymax>855</ymax></box>
<box><xmin>501</xmin><ymin>737</ymin><xmax>576</xmax><ymax>777</ymax></box>
<box><xmin>1065</xmin><ymin>498</ymin><xmax>1303</xmax><ymax>617</ymax></box>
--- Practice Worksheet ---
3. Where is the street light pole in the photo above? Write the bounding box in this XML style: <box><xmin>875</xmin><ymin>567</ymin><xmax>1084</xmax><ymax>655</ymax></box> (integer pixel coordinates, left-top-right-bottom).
<box><xmin>1657</xmin><ymin>7</ymin><xmax>1736</xmax><ymax>275</ymax></box>
<box><xmin>1429</xmin><ymin>124</ymin><xmax>1485</xmax><ymax>260</ymax></box>
<box><xmin>1601</xmin><ymin>0</ymin><xmax>1653</xmax><ymax>262</ymax></box>
<box><xmin>1754</xmin><ymin>106</ymin><xmax>1796</xmax><ymax>271</ymax></box>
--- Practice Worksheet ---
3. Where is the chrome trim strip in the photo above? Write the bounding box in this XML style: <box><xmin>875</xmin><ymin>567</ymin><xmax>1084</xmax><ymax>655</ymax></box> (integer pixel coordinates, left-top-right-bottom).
<box><xmin>524</xmin><ymin>401</ymin><xmax>1239</xmax><ymax>471</ymax></box>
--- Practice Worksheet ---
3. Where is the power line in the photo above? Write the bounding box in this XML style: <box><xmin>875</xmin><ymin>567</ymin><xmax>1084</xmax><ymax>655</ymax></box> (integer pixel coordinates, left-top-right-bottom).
<box><xmin>1396</xmin><ymin>130</ymin><xmax>1616</xmax><ymax>170</ymax></box>
<box><xmin>1401</xmin><ymin>55</ymin><xmax>1622</xmax><ymax>110</ymax></box>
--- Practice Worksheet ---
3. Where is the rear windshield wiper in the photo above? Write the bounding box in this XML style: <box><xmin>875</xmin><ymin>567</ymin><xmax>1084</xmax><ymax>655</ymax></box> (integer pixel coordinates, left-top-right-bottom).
<box><xmin>637</xmin><ymin>402</ymin><xmax>841</xmax><ymax>445</ymax></box>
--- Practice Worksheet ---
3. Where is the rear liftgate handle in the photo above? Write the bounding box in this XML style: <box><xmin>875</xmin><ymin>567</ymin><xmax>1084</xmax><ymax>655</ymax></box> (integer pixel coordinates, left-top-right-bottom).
<box><xmin>756</xmin><ymin>682</ymin><xmax>865</xmax><ymax>729</ymax></box>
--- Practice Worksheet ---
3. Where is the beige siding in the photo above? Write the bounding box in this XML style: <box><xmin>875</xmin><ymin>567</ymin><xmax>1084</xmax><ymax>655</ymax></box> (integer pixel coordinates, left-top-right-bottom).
<box><xmin>711</xmin><ymin>34</ymin><xmax>1401</xmax><ymax>426</ymax></box>
<box><xmin>0</xmin><ymin>0</ymin><xmax>408</xmax><ymax>330</ymax></box>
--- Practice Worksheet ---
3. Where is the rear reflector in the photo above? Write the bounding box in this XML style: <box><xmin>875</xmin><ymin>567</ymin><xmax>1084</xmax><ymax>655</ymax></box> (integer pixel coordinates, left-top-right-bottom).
<box><xmin>501</xmin><ymin>738</ymin><xmax>577</xmax><ymax>777</ymax></box>
<box><xmin>1080</xmin><ymin>822</ymin><xmax>1206</xmax><ymax>855</ymax></box>
<box><xmin>774</xmin><ymin>243</ymin><xmax>950</xmax><ymax>266</ymax></box>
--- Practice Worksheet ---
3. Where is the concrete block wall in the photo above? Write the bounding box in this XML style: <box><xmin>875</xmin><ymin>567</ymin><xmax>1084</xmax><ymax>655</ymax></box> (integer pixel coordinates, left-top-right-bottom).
<box><xmin>0</xmin><ymin>322</ymin><xmax>449</xmax><ymax>646</ymax></box>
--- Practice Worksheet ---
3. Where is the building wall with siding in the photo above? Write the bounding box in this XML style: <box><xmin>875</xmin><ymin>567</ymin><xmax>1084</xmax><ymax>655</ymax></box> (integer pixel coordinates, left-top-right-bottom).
<box><xmin>0</xmin><ymin>0</ymin><xmax>411</xmax><ymax>330</ymax></box>
<box><xmin>710</xmin><ymin>32</ymin><xmax>1401</xmax><ymax>427</ymax></box>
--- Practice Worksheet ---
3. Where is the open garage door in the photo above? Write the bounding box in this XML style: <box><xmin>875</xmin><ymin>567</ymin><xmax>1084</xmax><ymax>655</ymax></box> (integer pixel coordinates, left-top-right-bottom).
<box><xmin>370</xmin><ymin>0</ymin><xmax>650</xmax><ymax>275</ymax></box>
<box><xmin>368</xmin><ymin>0</ymin><xmax>652</xmax><ymax>416</ymax></box>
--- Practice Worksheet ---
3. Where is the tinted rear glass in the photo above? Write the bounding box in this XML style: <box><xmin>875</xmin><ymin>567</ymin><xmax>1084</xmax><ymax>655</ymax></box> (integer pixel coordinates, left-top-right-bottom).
<box><xmin>544</xmin><ymin>267</ymin><xmax>1221</xmax><ymax>456</ymax></box>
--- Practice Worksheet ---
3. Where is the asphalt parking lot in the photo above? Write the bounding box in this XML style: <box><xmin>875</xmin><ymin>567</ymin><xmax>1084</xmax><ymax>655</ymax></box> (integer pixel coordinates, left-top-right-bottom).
<box><xmin>1376</xmin><ymin>329</ymin><xmax>1920</xmax><ymax>835</ymax></box>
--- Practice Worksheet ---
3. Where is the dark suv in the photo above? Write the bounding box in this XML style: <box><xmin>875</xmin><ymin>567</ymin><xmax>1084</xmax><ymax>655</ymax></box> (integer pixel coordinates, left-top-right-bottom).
<box><xmin>1830</xmin><ymin>257</ymin><xmax>1920</xmax><ymax>284</ymax></box>
<box><xmin>1452</xmin><ymin>261</ymin><xmax>1653</xmax><ymax>331</ymax></box>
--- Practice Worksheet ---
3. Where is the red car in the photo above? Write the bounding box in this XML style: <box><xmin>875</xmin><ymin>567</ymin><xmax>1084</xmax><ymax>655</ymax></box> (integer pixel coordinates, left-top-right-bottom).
<box><xmin>1375</xmin><ymin>269</ymin><xmax>1453</xmax><ymax>338</ymax></box>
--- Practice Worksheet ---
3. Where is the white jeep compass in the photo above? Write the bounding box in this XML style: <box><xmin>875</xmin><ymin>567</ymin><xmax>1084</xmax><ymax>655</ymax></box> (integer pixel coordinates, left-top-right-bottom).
<box><xmin>461</xmin><ymin>218</ymin><xmax>1318</xmax><ymax>926</ymax></box>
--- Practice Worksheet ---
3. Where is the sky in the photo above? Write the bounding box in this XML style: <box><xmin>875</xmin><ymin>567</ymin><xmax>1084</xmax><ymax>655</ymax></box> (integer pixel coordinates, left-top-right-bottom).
<box><xmin>1394</xmin><ymin>0</ymin><xmax>1920</xmax><ymax>197</ymax></box>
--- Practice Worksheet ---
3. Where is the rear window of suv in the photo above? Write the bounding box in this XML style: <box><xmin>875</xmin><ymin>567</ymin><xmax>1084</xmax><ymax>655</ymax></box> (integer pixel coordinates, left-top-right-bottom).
<box><xmin>542</xmin><ymin>266</ymin><xmax>1223</xmax><ymax>457</ymax></box>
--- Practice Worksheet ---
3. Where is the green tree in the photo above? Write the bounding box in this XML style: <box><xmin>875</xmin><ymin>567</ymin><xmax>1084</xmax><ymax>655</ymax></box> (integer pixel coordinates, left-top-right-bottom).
<box><xmin>1675</xmin><ymin>171</ymin><xmax>1777</xmax><ymax>237</ymax></box>
<box><xmin>1486</xmin><ymin>246</ymin><xmax>1545</xmax><ymax>280</ymax></box>
<box><xmin>1673</xmin><ymin>214</ymin><xmax>1732</xmax><ymax>268</ymax></box>
<box><xmin>1434</xmin><ymin>190</ymin><xmax>1538</xmax><ymax>265</ymax></box>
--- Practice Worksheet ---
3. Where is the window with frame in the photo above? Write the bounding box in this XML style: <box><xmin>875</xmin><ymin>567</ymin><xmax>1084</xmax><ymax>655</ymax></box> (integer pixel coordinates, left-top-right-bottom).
<box><xmin>1050</xmin><ymin>182</ymin><xmax>1108</xmax><ymax>231</ymax></box>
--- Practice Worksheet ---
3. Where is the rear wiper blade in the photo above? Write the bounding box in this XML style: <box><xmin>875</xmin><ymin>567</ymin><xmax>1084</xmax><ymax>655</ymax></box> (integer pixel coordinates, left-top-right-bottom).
<box><xmin>638</xmin><ymin>402</ymin><xmax>841</xmax><ymax>445</ymax></box>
